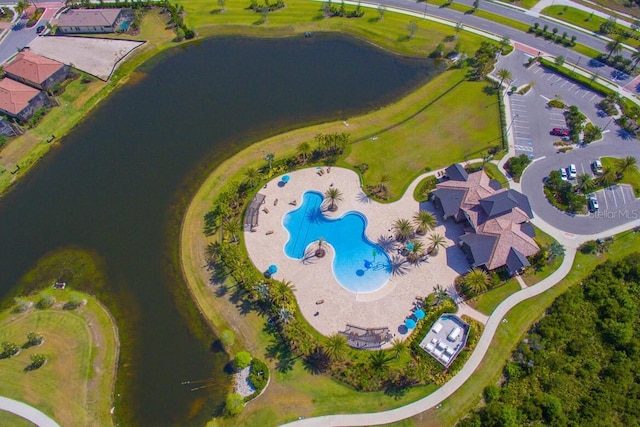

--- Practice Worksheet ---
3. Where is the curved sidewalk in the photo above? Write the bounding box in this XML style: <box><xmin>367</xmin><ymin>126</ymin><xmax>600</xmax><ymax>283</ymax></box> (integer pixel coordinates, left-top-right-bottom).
<box><xmin>0</xmin><ymin>396</ymin><xmax>60</xmax><ymax>427</ymax></box>
<box><xmin>283</xmin><ymin>248</ymin><xmax>577</xmax><ymax>426</ymax></box>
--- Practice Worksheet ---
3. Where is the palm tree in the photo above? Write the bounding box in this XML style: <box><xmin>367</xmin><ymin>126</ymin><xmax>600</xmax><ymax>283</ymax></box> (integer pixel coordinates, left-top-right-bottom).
<box><xmin>324</xmin><ymin>333</ymin><xmax>348</xmax><ymax>361</ymax></box>
<box><xmin>576</xmin><ymin>173</ymin><xmax>594</xmax><ymax>194</ymax></box>
<box><xmin>270</xmin><ymin>280</ymin><xmax>296</xmax><ymax>306</ymax></box>
<box><xmin>413</xmin><ymin>210</ymin><xmax>437</xmax><ymax>235</ymax></box>
<box><xmin>296</xmin><ymin>141</ymin><xmax>311</xmax><ymax>164</ymax></box>
<box><xmin>221</xmin><ymin>217</ymin><xmax>240</xmax><ymax>243</ymax></box>
<box><xmin>324</xmin><ymin>187</ymin><xmax>343</xmax><ymax>212</ymax></box>
<box><xmin>390</xmin><ymin>338</ymin><xmax>408</xmax><ymax>359</ymax></box>
<box><xmin>606</xmin><ymin>36</ymin><xmax>624</xmax><ymax>59</ymax></box>
<box><xmin>264</xmin><ymin>152</ymin><xmax>275</xmax><ymax>169</ymax></box>
<box><xmin>433</xmin><ymin>284</ymin><xmax>448</xmax><ymax>305</ymax></box>
<box><xmin>15</xmin><ymin>1</ymin><xmax>28</xmax><ymax>16</ymax></box>
<box><xmin>406</xmin><ymin>240</ymin><xmax>426</xmax><ymax>263</ymax></box>
<box><xmin>599</xmin><ymin>167</ymin><xmax>617</xmax><ymax>187</ymax></box>
<box><xmin>369</xmin><ymin>350</ymin><xmax>391</xmax><ymax>372</ymax></box>
<box><xmin>392</xmin><ymin>218</ymin><xmax>414</xmax><ymax>242</ymax></box>
<box><xmin>315</xmin><ymin>237</ymin><xmax>326</xmax><ymax>258</ymax></box>
<box><xmin>427</xmin><ymin>233</ymin><xmax>447</xmax><ymax>256</ymax></box>
<box><xmin>377</xmin><ymin>174</ymin><xmax>390</xmax><ymax>194</ymax></box>
<box><xmin>617</xmin><ymin>156</ymin><xmax>638</xmax><ymax>176</ymax></box>
<box><xmin>496</xmin><ymin>68</ymin><xmax>512</xmax><ymax>89</ymax></box>
<box><xmin>244</xmin><ymin>167</ymin><xmax>259</xmax><ymax>188</ymax></box>
<box><xmin>464</xmin><ymin>268</ymin><xmax>490</xmax><ymax>295</ymax></box>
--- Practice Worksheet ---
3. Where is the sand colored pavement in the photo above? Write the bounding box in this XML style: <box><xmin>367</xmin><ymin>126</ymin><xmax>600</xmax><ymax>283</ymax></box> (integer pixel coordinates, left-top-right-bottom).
<box><xmin>244</xmin><ymin>167</ymin><xmax>474</xmax><ymax>340</ymax></box>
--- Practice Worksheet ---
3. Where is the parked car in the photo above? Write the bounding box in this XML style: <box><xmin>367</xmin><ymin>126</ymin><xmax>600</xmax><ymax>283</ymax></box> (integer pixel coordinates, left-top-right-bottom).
<box><xmin>560</xmin><ymin>167</ymin><xmax>568</xmax><ymax>180</ymax></box>
<box><xmin>592</xmin><ymin>159</ymin><xmax>603</xmax><ymax>174</ymax></box>
<box><xmin>36</xmin><ymin>25</ymin><xmax>45</xmax><ymax>34</ymax></box>
<box><xmin>588</xmin><ymin>195</ymin><xmax>599</xmax><ymax>212</ymax></box>
<box><xmin>568</xmin><ymin>164</ymin><xmax>577</xmax><ymax>179</ymax></box>
<box><xmin>551</xmin><ymin>128</ymin><xmax>569</xmax><ymax>137</ymax></box>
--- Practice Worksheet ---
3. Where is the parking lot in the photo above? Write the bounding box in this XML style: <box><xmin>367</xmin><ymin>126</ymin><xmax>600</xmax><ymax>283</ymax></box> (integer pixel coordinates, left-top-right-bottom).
<box><xmin>509</xmin><ymin>95</ymin><xmax>534</xmax><ymax>157</ymax></box>
<box><xmin>590</xmin><ymin>184</ymin><xmax>636</xmax><ymax>214</ymax></box>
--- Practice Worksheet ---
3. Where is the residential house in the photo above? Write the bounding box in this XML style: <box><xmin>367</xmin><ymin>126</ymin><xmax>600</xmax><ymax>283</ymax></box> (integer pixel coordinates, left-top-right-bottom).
<box><xmin>432</xmin><ymin>164</ymin><xmax>539</xmax><ymax>275</ymax></box>
<box><xmin>0</xmin><ymin>79</ymin><xmax>50</xmax><ymax>122</ymax></box>
<box><xmin>4</xmin><ymin>51</ymin><xmax>70</xmax><ymax>91</ymax></box>
<box><xmin>55</xmin><ymin>8</ymin><xmax>125</xmax><ymax>34</ymax></box>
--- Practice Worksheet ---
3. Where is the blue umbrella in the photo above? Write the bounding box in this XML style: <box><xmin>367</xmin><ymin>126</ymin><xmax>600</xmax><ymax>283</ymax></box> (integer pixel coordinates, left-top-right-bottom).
<box><xmin>282</xmin><ymin>175</ymin><xmax>290</xmax><ymax>183</ymax></box>
<box><xmin>268</xmin><ymin>264</ymin><xmax>278</xmax><ymax>275</ymax></box>
<box><xmin>414</xmin><ymin>309</ymin><xmax>425</xmax><ymax>320</ymax></box>
<box><xmin>406</xmin><ymin>242</ymin><xmax>414</xmax><ymax>251</ymax></box>
<box><xmin>405</xmin><ymin>318</ymin><xmax>416</xmax><ymax>329</ymax></box>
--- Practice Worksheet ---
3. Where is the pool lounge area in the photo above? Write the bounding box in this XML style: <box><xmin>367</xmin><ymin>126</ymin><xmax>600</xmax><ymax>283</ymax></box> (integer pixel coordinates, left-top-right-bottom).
<box><xmin>418</xmin><ymin>314</ymin><xmax>469</xmax><ymax>367</ymax></box>
<box><xmin>243</xmin><ymin>167</ymin><xmax>470</xmax><ymax>340</ymax></box>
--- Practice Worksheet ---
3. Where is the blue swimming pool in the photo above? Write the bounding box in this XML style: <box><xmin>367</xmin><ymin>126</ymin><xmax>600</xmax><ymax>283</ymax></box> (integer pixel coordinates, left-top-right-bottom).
<box><xmin>283</xmin><ymin>191</ymin><xmax>391</xmax><ymax>293</ymax></box>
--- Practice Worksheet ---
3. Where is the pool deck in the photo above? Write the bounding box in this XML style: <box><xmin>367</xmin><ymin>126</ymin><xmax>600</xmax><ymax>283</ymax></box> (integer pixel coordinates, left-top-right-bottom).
<box><xmin>244</xmin><ymin>167</ymin><xmax>472</xmax><ymax>343</ymax></box>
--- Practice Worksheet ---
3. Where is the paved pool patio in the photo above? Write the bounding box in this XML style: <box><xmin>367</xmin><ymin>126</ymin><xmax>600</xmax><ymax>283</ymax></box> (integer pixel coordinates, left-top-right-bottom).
<box><xmin>244</xmin><ymin>167</ymin><xmax>471</xmax><ymax>343</ymax></box>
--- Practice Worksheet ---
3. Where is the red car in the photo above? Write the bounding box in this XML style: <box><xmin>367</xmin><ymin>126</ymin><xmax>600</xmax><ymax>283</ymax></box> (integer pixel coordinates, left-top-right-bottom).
<box><xmin>551</xmin><ymin>128</ymin><xmax>569</xmax><ymax>137</ymax></box>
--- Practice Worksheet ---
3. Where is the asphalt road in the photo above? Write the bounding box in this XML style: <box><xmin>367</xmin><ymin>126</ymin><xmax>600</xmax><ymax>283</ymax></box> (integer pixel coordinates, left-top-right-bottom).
<box><xmin>0</xmin><ymin>396</ymin><xmax>60</xmax><ymax>427</ymax></box>
<box><xmin>0</xmin><ymin>20</ymin><xmax>44</xmax><ymax>64</ymax></box>
<box><xmin>380</xmin><ymin>0</ymin><xmax>634</xmax><ymax>86</ymax></box>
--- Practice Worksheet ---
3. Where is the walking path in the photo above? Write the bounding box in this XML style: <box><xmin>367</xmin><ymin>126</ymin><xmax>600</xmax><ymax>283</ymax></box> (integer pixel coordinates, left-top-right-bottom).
<box><xmin>0</xmin><ymin>396</ymin><xmax>60</xmax><ymax>427</ymax></box>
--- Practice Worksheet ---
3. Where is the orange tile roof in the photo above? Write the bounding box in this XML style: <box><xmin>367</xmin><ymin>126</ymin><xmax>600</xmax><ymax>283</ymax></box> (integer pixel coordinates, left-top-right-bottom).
<box><xmin>0</xmin><ymin>78</ymin><xmax>40</xmax><ymax>115</ymax></box>
<box><xmin>4</xmin><ymin>51</ymin><xmax>64</xmax><ymax>86</ymax></box>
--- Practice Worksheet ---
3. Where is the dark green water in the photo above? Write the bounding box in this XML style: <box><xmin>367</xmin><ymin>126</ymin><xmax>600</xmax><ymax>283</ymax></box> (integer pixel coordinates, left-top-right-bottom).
<box><xmin>0</xmin><ymin>34</ymin><xmax>442</xmax><ymax>426</ymax></box>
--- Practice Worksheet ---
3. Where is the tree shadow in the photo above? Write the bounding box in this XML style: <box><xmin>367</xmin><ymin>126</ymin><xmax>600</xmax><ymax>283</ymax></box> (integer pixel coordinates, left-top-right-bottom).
<box><xmin>391</xmin><ymin>255</ymin><xmax>410</xmax><ymax>276</ymax></box>
<box><xmin>303</xmin><ymin>348</ymin><xmax>329</xmax><ymax>374</ymax></box>
<box><xmin>209</xmin><ymin>8</ymin><xmax>223</xmax><ymax>14</ymax></box>
<box><xmin>617</xmin><ymin>128</ymin><xmax>636</xmax><ymax>140</ymax></box>
<box><xmin>376</xmin><ymin>234</ymin><xmax>397</xmax><ymax>252</ymax></box>
<box><xmin>356</xmin><ymin>191</ymin><xmax>371</xmax><ymax>204</ymax></box>
<box><xmin>397</xmin><ymin>34</ymin><xmax>410</xmax><ymax>42</ymax></box>
<box><xmin>210</xmin><ymin>339</ymin><xmax>225</xmax><ymax>353</ymax></box>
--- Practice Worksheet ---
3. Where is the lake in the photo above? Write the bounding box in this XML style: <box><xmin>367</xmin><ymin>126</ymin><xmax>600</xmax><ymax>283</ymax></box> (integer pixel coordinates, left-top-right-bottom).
<box><xmin>0</xmin><ymin>34</ymin><xmax>442</xmax><ymax>426</ymax></box>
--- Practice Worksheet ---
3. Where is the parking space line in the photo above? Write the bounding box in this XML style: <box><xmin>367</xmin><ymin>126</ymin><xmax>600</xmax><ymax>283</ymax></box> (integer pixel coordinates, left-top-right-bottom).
<box><xmin>620</xmin><ymin>186</ymin><xmax>626</xmax><ymax>204</ymax></box>
<box><xmin>589</xmin><ymin>94</ymin><xmax>597</xmax><ymax>102</ymax></box>
<box><xmin>559</xmin><ymin>81</ymin><xmax>567</xmax><ymax>88</ymax></box>
<box><xmin>602</xmin><ymin>190</ymin><xmax>609</xmax><ymax>210</ymax></box>
<box><xmin>610</xmin><ymin>187</ymin><xmax>618</xmax><ymax>207</ymax></box>
<box><xmin>582</xmin><ymin>91</ymin><xmax>589</xmax><ymax>98</ymax></box>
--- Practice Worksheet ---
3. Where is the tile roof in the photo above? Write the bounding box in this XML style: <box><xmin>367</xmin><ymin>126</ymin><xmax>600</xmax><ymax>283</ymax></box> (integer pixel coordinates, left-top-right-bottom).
<box><xmin>56</xmin><ymin>8</ymin><xmax>122</xmax><ymax>27</ymax></box>
<box><xmin>435</xmin><ymin>164</ymin><xmax>539</xmax><ymax>271</ymax></box>
<box><xmin>506</xmin><ymin>248</ymin><xmax>530</xmax><ymax>274</ymax></box>
<box><xmin>0</xmin><ymin>78</ymin><xmax>40</xmax><ymax>115</ymax></box>
<box><xmin>431</xmin><ymin>188</ymin><xmax>466</xmax><ymax>219</ymax></box>
<box><xmin>4</xmin><ymin>51</ymin><xmax>64</xmax><ymax>86</ymax></box>
<box><xmin>444</xmin><ymin>163</ymin><xmax>468</xmax><ymax>182</ymax></box>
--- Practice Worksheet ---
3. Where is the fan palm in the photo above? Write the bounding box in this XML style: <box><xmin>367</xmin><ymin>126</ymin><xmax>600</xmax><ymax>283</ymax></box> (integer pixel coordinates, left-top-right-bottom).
<box><xmin>270</xmin><ymin>280</ymin><xmax>296</xmax><ymax>306</ymax></box>
<box><xmin>413</xmin><ymin>210</ymin><xmax>437</xmax><ymax>235</ymax></box>
<box><xmin>393</xmin><ymin>218</ymin><xmax>414</xmax><ymax>242</ymax></box>
<box><xmin>427</xmin><ymin>233</ymin><xmax>447</xmax><ymax>256</ymax></box>
<box><xmin>324</xmin><ymin>187</ymin><xmax>343</xmax><ymax>212</ymax></box>
<box><xmin>606</xmin><ymin>36</ymin><xmax>624</xmax><ymax>59</ymax></box>
<box><xmin>369</xmin><ymin>350</ymin><xmax>391</xmax><ymax>372</ymax></box>
<box><xmin>433</xmin><ymin>284</ymin><xmax>448</xmax><ymax>305</ymax></box>
<box><xmin>315</xmin><ymin>237</ymin><xmax>326</xmax><ymax>258</ymax></box>
<box><xmin>324</xmin><ymin>333</ymin><xmax>348</xmax><ymax>361</ymax></box>
<box><xmin>243</xmin><ymin>167</ymin><xmax>259</xmax><ymax>188</ymax></box>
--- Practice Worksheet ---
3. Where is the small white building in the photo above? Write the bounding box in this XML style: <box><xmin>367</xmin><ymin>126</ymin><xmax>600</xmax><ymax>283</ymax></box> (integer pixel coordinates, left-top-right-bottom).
<box><xmin>419</xmin><ymin>314</ymin><xmax>469</xmax><ymax>367</ymax></box>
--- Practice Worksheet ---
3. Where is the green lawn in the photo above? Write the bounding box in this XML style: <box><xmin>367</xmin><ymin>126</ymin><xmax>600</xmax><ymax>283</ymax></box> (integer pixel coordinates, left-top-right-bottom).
<box><xmin>496</xmin><ymin>0</ymin><xmax>540</xmax><ymax>8</ymax></box>
<box><xmin>0</xmin><ymin>291</ymin><xmax>118</xmax><ymax>427</ymax></box>
<box><xmin>602</xmin><ymin>156</ymin><xmax>640</xmax><ymax>196</ymax></box>
<box><xmin>471</xmin><ymin>280</ymin><xmax>521</xmax><ymax>315</ymax></box>
<box><xmin>542</xmin><ymin>6</ymin><xmax>640</xmax><ymax>49</ymax></box>
<box><xmin>343</xmin><ymin>75</ymin><xmax>501</xmax><ymax>198</ymax></box>
<box><xmin>184</xmin><ymin>0</ymin><xmax>487</xmax><ymax>57</ymax></box>
<box><xmin>0</xmin><ymin>411</ymin><xmax>33</xmax><ymax>427</ymax></box>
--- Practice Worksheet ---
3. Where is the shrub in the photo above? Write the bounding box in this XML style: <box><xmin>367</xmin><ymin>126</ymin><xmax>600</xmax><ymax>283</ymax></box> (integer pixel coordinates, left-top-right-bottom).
<box><xmin>64</xmin><ymin>292</ymin><xmax>84</xmax><ymax>310</ymax></box>
<box><xmin>504</xmin><ymin>154</ymin><xmax>531</xmax><ymax>181</ymax></box>
<box><xmin>26</xmin><ymin>332</ymin><xmax>43</xmax><ymax>347</ymax></box>
<box><xmin>1</xmin><ymin>341</ymin><xmax>20</xmax><ymax>358</ymax></box>
<box><xmin>13</xmin><ymin>297</ymin><xmax>31</xmax><ymax>313</ymax></box>
<box><xmin>220</xmin><ymin>329</ymin><xmax>235</xmax><ymax>349</ymax></box>
<box><xmin>36</xmin><ymin>291</ymin><xmax>55</xmax><ymax>309</ymax></box>
<box><xmin>234</xmin><ymin>351</ymin><xmax>252</xmax><ymax>369</ymax></box>
<box><xmin>29</xmin><ymin>353</ymin><xmax>46</xmax><ymax>369</ymax></box>
<box><xmin>414</xmin><ymin>176</ymin><xmax>439</xmax><ymax>202</ymax></box>
<box><xmin>248</xmin><ymin>358</ymin><xmax>269</xmax><ymax>394</ymax></box>
<box><xmin>547</xmin><ymin>99</ymin><xmax>565</xmax><ymax>109</ymax></box>
<box><xmin>225</xmin><ymin>392</ymin><xmax>245</xmax><ymax>415</ymax></box>
<box><xmin>580</xmin><ymin>240</ymin><xmax>598</xmax><ymax>254</ymax></box>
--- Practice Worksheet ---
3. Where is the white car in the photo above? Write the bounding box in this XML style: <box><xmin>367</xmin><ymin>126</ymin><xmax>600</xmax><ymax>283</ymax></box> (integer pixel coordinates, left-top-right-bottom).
<box><xmin>592</xmin><ymin>159</ymin><xmax>603</xmax><ymax>174</ymax></box>
<box><xmin>560</xmin><ymin>168</ymin><xmax>568</xmax><ymax>180</ymax></box>
<box><xmin>588</xmin><ymin>196</ymin><xmax>599</xmax><ymax>212</ymax></box>
<box><xmin>568</xmin><ymin>164</ymin><xmax>577</xmax><ymax>179</ymax></box>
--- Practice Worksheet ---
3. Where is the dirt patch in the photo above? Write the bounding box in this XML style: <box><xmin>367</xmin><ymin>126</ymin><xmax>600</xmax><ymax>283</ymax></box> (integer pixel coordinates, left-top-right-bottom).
<box><xmin>28</xmin><ymin>36</ymin><xmax>144</xmax><ymax>80</ymax></box>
